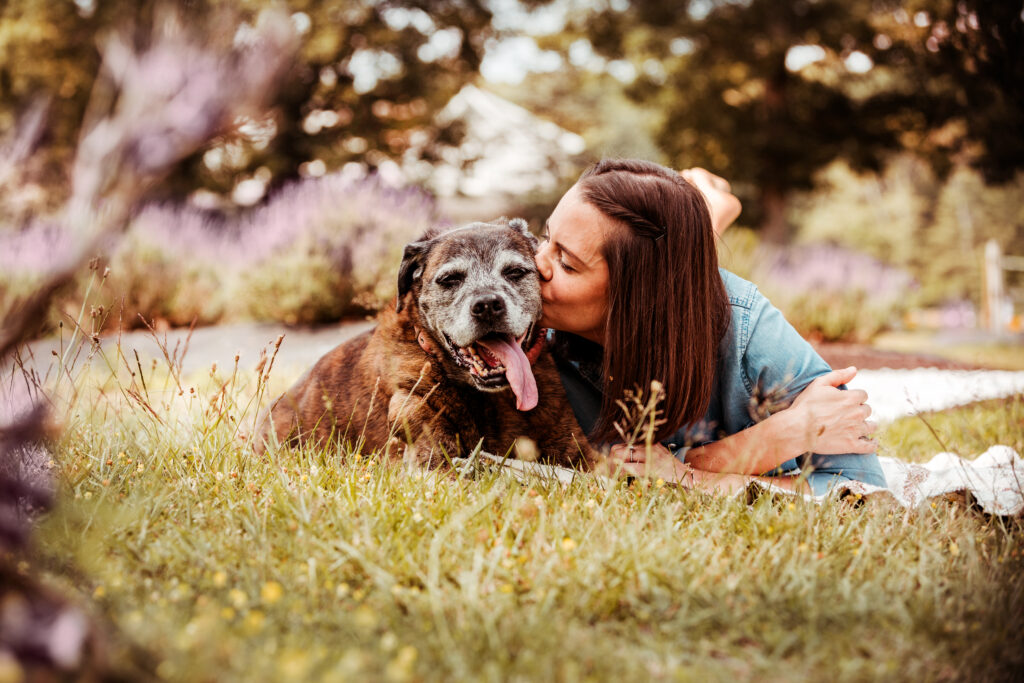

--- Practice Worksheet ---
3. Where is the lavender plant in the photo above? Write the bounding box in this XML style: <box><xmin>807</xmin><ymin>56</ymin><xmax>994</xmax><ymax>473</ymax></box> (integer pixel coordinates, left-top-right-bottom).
<box><xmin>0</xmin><ymin>8</ymin><xmax>296</xmax><ymax>679</ymax></box>
<box><xmin>235</xmin><ymin>173</ymin><xmax>441</xmax><ymax>324</ymax></box>
<box><xmin>757</xmin><ymin>243</ymin><xmax>914</xmax><ymax>342</ymax></box>
<box><xmin>720</xmin><ymin>230</ymin><xmax>914</xmax><ymax>342</ymax></box>
<box><xmin>50</xmin><ymin>171</ymin><xmax>443</xmax><ymax>329</ymax></box>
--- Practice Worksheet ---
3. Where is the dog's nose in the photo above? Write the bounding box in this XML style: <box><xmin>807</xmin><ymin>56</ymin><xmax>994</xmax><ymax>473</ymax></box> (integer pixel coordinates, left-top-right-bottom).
<box><xmin>470</xmin><ymin>295</ymin><xmax>505</xmax><ymax>321</ymax></box>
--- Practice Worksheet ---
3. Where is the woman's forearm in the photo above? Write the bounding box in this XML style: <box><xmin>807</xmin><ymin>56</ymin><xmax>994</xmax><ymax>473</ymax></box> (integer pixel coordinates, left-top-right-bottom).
<box><xmin>652</xmin><ymin>458</ymin><xmax>810</xmax><ymax>495</ymax></box>
<box><xmin>685</xmin><ymin>367</ymin><xmax>877</xmax><ymax>476</ymax></box>
<box><xmin>611</xmin><ymin>442</ymin><xmax>810</xmax><ymax>494</ymax></box>
<box><xmin>683</xmin><ymin>408</ymin><xmax>810</xmax><ymax>475</ymax></box>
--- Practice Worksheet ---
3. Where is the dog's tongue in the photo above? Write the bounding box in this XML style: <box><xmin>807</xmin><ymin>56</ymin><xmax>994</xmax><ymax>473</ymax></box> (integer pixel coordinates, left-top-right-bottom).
<box><xmin>478</xmin><ymin>336</ymin><xmax>538</xmax><ymax>411</ymax></box>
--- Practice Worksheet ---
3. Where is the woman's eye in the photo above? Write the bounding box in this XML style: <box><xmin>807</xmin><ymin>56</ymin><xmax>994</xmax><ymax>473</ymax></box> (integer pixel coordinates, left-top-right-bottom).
<box><xmin>559</xmin><ymin>260</ymin><xmax>575</xmax><ymax>273</ymax></box>
<box><xmin>437</xmin><ymin>272</ymin><xmax>465</xmax><ymax>288</ymax></box>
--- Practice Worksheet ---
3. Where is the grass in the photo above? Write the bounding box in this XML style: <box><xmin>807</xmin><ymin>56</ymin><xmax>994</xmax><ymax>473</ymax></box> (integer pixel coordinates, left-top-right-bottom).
<box><xmin>13</xmin><ymin>337</ymin><xmax>1024</xmax><ymax>682</ymax></box>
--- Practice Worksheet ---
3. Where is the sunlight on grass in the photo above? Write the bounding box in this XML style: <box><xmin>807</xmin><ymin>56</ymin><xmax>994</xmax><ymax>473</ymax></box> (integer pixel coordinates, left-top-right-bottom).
<box><xmin>879</xmin><ymin>395</ymin><xmax>1024</xmax><ymax>462</ymax></box>
<box><xmin>20</xmin><ymin>340</ymin><xmax>1024</xmax><ymax>681</ymax></box>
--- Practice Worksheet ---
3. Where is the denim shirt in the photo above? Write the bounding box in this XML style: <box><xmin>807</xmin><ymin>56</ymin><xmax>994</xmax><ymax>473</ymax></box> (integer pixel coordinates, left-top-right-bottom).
<box><xmin>666</xmin><ymin>268</ymin><xmax>830</xmax><ymax>449</ymax></box>
<box><xmin>551</xmin><ymin>268</ymin><xmax>887</xmax><ymax>493</ymax></box>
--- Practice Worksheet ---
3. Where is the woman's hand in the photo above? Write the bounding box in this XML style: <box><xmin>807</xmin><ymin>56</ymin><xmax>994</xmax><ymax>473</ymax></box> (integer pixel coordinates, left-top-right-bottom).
<box><xmin>788</xmin><ymin>366</ymin><xmax>878</xmax><ymax>455</ymax></box>
<box><xmin>608</xmin><ymin>442</ymin><xmax>691</xmax><ymax>482</ymax></box>
<box><xmin>679</xmin><ymin>168</ymin><xmax>741</xmax><ymax>236</ymax></box>
<box><xmin>608</xmin><ymin>443</ymin><xmax>772</xmax><ymax>494</ymax></box>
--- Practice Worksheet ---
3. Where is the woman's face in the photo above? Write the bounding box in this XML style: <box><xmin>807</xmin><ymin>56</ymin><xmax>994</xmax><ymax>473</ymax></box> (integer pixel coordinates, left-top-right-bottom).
<box><xmin>535</xmin><ymin>183</ymin><xmax>620</xmax><ymax>344</ymax></box>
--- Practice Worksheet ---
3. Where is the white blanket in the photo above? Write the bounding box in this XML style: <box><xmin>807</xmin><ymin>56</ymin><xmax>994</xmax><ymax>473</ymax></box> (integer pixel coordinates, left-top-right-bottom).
<box><xmin>834</xmin><ymin>446</ymin><xmax>1024</xmax><ymax>515</ymax></box>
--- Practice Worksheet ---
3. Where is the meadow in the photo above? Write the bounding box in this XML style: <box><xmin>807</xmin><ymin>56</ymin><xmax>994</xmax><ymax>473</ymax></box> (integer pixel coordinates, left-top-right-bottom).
<box><xmin>4</xmin><ymin>5</ymin><xmax>1023</xmax><ymax>681</ymax></box>
<box><xmin>15</xmin><ymin>330</ymin><xmax>1024</xmax><ymax>682</ymax></box>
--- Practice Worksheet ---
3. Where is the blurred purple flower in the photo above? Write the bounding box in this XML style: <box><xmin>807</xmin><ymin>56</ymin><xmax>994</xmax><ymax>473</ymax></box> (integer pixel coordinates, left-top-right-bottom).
<box><xmin>70</xmin><ymin>10</ymin><xmax>297</xmax><ymax>217</ymax></box>
<box><xmin>757</xmin><ymin>243</ymin><xmax>914</xmax><ymax>304</ymax></box>
<box><xmin>0</xmin><ymin>222</ymin><xmax>77</xmax><ymax>275</ymax></box>
<box><xmin>125</xmin><ymin>171</ymin><xmax>439</xmax><ymax>271</ymax></box>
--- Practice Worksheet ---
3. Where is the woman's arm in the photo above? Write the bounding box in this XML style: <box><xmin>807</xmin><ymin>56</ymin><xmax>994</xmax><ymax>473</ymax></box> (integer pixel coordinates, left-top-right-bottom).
<box><xmin>609</xmin><ymin>443</ymin><xmax>812</xmax><ymax>495</ymax></box>
<box><xmin>683</xmin><ymin>366</ymin><xmax>878</xmax><ymax>476</ymax></box>
<box><xmin>610</xmin><ymin>366</ymin><xmax>877</xmax><ymax>481</ymax></box>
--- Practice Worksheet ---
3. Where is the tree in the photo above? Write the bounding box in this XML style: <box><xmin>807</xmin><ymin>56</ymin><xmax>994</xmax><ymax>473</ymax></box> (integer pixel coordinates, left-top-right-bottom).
<box><xmin>570</xmin><ymin>0</ymin><xmax>1024</xmax><ymax>241</ymax></box>
<box><xmin>896</xmin><ymin>0</ymin><xmax>1024</xmax><ymax>184</ymax></box>
<box><xmin>0</xmin><ymin>0</ymin><xmax>511</xmax><ymax>213</ymax></box>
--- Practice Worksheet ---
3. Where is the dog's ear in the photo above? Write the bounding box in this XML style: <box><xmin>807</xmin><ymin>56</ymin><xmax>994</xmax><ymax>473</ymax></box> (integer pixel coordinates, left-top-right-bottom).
<box><xmin>396</xmin><ymin>239</ymin><xmax>431</xmax><ymax>313</ymax></box>
<box><xmin>507</xmin><ymin>217</ymin><xmax>538</xmax><ymax>249</ymax></box>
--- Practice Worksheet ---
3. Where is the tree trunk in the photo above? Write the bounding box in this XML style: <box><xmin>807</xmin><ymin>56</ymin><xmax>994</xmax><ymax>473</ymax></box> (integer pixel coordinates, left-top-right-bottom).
<box><xmin>759</xmin><ymin>185</ymin><xmax>790</xmax><ymax>243</ymax></box>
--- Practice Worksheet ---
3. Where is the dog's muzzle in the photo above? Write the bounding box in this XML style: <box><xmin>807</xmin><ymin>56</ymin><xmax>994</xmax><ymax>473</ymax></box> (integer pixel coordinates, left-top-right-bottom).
<box><xmin>423</xmin><ymin>323</ymin><xmax>546</xmax><ymax>411</ymax></box>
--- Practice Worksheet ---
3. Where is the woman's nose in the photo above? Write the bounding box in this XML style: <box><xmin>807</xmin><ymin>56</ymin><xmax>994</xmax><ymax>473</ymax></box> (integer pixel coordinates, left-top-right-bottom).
<box><xmin>534</xmin><ymin>242</ymin><xmax>553</xmax><ymax>281</ymax></box>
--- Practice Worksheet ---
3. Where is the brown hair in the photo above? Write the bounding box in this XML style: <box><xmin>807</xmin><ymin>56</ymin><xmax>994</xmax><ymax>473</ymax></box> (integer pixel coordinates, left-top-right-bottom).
<box><xmin>577</xmin><ymin>159</ymin><xmax>730</xmax><ymax>443</ymax></box>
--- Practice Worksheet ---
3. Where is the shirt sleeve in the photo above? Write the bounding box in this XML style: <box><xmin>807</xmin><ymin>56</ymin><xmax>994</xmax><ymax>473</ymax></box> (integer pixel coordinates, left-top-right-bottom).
<box><xmin>740</xmin><ymin>288</ymin><xmax>833</xmax><ymax>416</ymax></box>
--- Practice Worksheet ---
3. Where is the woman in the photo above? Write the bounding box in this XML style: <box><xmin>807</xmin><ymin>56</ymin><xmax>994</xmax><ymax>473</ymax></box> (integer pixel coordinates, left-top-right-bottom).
<box><xmin>534</xmin><ymin>158</ymin><xmax>886</xmax><ymax>495</ymax></box>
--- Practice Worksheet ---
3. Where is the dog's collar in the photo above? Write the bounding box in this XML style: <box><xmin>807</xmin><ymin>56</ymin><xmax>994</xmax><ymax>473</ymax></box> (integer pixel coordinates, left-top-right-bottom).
<box><xmin>413</xmin><ymin>325</ymin><xmax>548</xmax><ymax>364</ymax></box>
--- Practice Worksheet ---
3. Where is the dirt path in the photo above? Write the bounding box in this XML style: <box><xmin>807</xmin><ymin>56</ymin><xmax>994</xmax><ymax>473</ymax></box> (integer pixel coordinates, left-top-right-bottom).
<box><xmin>16</xmin><ymin>322</ymin><xmax>995</xmax><ymax>380</ymax></box>
<box><xmin>15</xmin><ymin>319</ymin><xmax>377</xmax><ymax>379</ymax></box>
<box><xmin>812</xmin><ymin>342</ymin><xmax>985</xmax><ymax>371</ymax></box>
<box><xmin>10</xmin><ymin>321</ymin><xmax>1022</xmax><ymax>429</ymax></box>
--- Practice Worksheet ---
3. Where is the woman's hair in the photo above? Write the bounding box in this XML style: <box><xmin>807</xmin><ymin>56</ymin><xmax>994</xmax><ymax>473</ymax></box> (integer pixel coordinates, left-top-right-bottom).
<box><xmin>577</xmin><ymin>158</ymin><xmax>730</xmax><ymax>444</ymax></box>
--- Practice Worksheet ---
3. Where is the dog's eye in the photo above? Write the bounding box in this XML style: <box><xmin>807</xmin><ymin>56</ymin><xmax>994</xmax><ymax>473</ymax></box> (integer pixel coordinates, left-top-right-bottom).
<box><xmin>503</xmin><ymin>267</ymin><xmax>528</xmax><ymax>281</ymax></box>
<box><xmin>436</xmin><ymin>272</ymin><xmax>465</xmax><ymax>288</ymax></box>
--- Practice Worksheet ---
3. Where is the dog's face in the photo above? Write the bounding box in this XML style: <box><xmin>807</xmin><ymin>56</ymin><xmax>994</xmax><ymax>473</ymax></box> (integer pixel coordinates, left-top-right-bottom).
<box><xmin>397</xmin><ymin>218</ymin><xmax>544</xmax><ymax>409</ymax></box>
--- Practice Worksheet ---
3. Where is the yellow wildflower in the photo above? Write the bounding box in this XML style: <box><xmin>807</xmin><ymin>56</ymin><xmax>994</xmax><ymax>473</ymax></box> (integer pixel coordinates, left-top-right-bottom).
<box><xmin>261</xmin><ymin>581</ymin><xmax>284</xmax><ymax>605</ymax></box>
<box><xmin>244</xmin><ymin>610</ymin><xmax>266</xmax><ymax>633</ymax></box>
<box><xmin>228</xmin><ymin>588</ymin><xmax>247</xmax><ymax>608</ymax></box>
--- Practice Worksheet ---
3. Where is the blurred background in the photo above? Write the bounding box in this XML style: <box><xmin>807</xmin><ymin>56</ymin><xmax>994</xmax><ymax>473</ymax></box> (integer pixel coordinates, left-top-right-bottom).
<box><xmin>1</xmin><ymin>0</ymin><xmax>1022</xmax><ymax>351</ymax></box>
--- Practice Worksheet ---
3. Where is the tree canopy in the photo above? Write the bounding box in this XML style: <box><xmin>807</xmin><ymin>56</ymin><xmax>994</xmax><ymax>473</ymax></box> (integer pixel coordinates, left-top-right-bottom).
<box><xmin>566</xmin><ymin>0</ymin><xmax>1024</xmax><ymax>239</ymax></box>
<box><xmin>0</xmin><ymin>0</ymin><xmax>505</xmax><ymax>212</ymax></box>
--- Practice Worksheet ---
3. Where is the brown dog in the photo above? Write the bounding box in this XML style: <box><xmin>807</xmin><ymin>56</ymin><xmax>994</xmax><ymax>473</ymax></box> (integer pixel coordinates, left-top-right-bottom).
<box><xmin>255</xmin><ymin>218</ymin><xmax>596</xmax><ymax>468</ymax></box>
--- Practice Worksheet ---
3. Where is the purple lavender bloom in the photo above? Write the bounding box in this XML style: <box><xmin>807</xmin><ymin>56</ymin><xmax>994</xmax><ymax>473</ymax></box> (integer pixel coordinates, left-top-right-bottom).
<box><xmin>758</xmin><ymin>243</ymin><xmax>914</xmax><ymax>305</ymax></box>
<box><xmin>0</xmin><ymin>222</ymin><xmax>77</xmax><ymax>276</ymax></box>
<box><xmin>750</xmin><ymin>243</ymin><xmax>916</xmax><ymax>340</ymax></box>
<box><xmin>69</xmin><ymin>11</ymin><xmax>297</xmax><ymax>217</ymax></box>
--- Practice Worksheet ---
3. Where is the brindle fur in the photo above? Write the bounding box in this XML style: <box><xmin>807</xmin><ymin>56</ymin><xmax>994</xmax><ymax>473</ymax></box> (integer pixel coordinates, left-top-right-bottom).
<box><xmin>255</xmin><ymin>219</ymin><xmax>596</xmax><ymax>468</ymax></box>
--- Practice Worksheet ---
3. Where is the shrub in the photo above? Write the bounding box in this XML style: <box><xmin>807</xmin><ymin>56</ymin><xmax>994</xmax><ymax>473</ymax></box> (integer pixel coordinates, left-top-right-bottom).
<box><xmin>719</xmin><ymin>229</ymin><xmax>914</xmax><ymax>342</ymax></box>
<box><xmin>231</xmin><ymin>172</ymin><xmax>441</xmax><ymax>321</ymax></box>
<box><xmin>1</xmin><ymin>172</ymin><xmax>441</xmax><ymax>333</ymax></box>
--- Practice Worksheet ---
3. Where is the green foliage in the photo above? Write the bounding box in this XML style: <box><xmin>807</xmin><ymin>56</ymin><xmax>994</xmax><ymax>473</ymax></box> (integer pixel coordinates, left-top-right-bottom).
<box><xmin>880</xmin><ymin>395</ymin><xmax>1024</xmax><ymax>462</ymax></box>
<box><xmin>98</xmin><ymin>235</ymin><xmax>226</xmax><ymax>329</ymax></box>
<box><xmin>0</xmin><ymin>0</ymin><xmax>513</xmax><ymax>212</ymax></box>
<box><xmin>238</xmin><ymin>245</ymin><xmax>353</xmax><ymax>325</ymax></box>
<box><xmin>26</xmin><ymin>348</ymin><xmax>1024</xmax><ymax>681</ymax></box>
<box><xmin>791</xmin><ymin>156</ymin><xmax>1024</xmax><ymax>308</ymax></box>
<box><xmin>568</xmin><ymin>0</ymin><xmax>1024</xmax><ymax>239</ymax></box>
